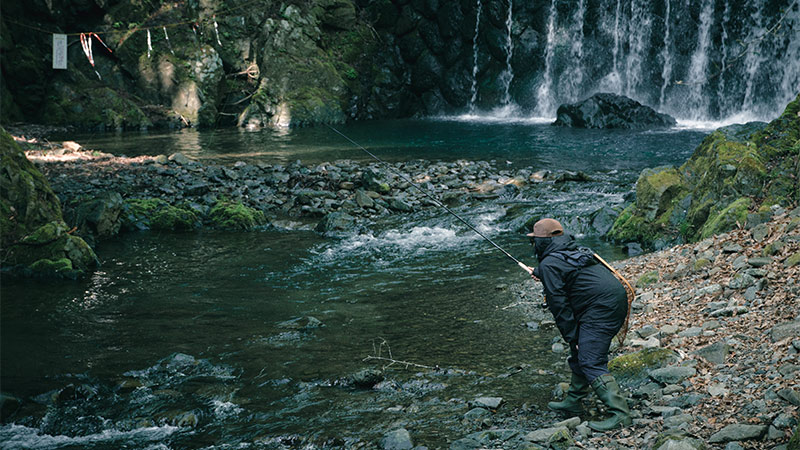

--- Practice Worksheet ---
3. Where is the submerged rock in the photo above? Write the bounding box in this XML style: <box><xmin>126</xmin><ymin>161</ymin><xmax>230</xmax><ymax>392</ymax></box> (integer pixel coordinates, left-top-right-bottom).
<box><xmin>553</xmin><ymin>93</ymin><xmax>676</xmax><ymax>129</ymax></box>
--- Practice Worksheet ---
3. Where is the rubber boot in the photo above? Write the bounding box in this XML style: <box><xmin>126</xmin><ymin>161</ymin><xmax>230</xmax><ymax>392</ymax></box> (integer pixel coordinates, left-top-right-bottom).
<box><xmin>588</xmin><ymin>373</ymin><xmax>632</xmax><ymax>431</ymax></box>
<box><xmin>547</xmin><ymin>373</ymin><xmax>590</xmax><ymax>415</ymax></box>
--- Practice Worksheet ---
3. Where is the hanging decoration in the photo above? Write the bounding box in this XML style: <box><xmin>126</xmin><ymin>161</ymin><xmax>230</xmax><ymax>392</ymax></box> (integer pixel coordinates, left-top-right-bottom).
<box><xmin>146</xmin><ymin>29</ymin><xmax>153</xmax><ymax>58</ymax></box>
<box><xmin>213</xmin><ymin>15</ymin><xmax>222</xmax><ymax>46</ymax></box>
<box><xmin>79</xmin><ymin>33</ymin><xmax>102</xmax><ymax>79</ymax></box>
<box><xmin>163</xmin><ymin>26</ymin><xmax>175</xmax><ymax>55</ymax></box>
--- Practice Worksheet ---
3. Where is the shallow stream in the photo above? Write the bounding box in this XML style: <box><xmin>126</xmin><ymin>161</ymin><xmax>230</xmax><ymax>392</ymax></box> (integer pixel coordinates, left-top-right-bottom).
<box><xmin>1</xmin><ymin>119</ymin><xmax>709</xmax><ymax>449</ymax></box>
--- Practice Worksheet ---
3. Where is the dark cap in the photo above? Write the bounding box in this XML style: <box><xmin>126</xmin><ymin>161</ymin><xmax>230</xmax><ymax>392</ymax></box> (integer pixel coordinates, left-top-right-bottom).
<box><xmin>526</xmin><ymin>218</ymin><xmax>564</xmax><ymax>238</ymax></box>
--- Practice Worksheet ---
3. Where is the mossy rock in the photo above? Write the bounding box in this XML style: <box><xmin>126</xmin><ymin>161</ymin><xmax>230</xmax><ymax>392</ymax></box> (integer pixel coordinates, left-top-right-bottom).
<box><xmin>652</xmin><ymin>433</ymin><xmax>707</xmax><ymax>450</ymax></box>
<box><xmin>635</xmin><ymin>166</ymin><xmax>685</xmax><ymax>221</ymax></box>
<box><xmin>209</xmin><ymin>201</ymin><xmax>267</xmax><ymax>231</ymax></box>
<box><xmin>693</xmin><ymin>258</ymin><xmax>712</xmax><ymax>271</ymax></box>
<box><xmin>123</xmin><ymin>198</ymin><xmax>199</xmax><ymax>231</ymax></box>
<box><xmin>5</xmin><ymin>221</ymin><xmax>98</xmax><ymax>277</ymax></box>
<box><xmin>636</xmin><ymin>270</ymin><xmax>660</xmax><ymax>288</ymax></box>
<box><xmin>785</xmin><ymin>252</ymin><xmax>800</xmax><ymax>268</ymax></box>
<box><xmin>29</xmin><ymin>258</ymin><xmax>76</xmax><ymax>278</ymax></box>
<box><xmin>699</xmin><ymin>197</ymin><xmax>751</xmax><ymax>240</ymax></box>
<box><xmin>609</xmin><ymin>348</ymin><xmax>678</xmax><ymax>381</ymax></box>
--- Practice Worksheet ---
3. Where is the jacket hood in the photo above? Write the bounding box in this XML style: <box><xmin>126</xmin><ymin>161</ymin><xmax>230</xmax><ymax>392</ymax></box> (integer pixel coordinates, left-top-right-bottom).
<box><xmin>534</xmin><ymin>234</ymin><xmax>577</xmax><ymax>261</ymax></box>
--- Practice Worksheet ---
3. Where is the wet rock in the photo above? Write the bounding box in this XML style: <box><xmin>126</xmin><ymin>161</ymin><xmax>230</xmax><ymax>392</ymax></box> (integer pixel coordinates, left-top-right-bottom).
<box><xmin>380</xmin><ymin>428</ymin><xmax>413</xmax><ymax>450</ymax></box>
<box><xmin>553</xmin><ymin>93</ymin><xmax>676</xmax><ymax>129</ymax></box>
<box><xmin>708</xmin><ymin>423</ymin><xmax>767</xmax><ymax>443</ymax></box>
<box><xmin>66</xmin><ymin>191</ymin><xmax>124</xmax><ymax>239</ymax></box>
<box><xmin>315</xmin><ymin>212</ymin><xmax>357</xmax><ymax>234</ymax></box>
<box><xmin>553</xmin><ymin>171</ymin><xmax>594</xmax><ymax>183</ymax></box>
<box><xmin>1</xmin><ymin>392</ymin><xmax>22</xmax><ymax>419</ymax></box>
<box><xmin>349</xmin><ymin>369</ymin><xmax>384</xmax><ymax>388</ymax></box>
<box><xmin>277</xmin><ymin>316</ymin><xmax>323</xmax><ymax>331</ymax></box>
<box><xmin>470</xmin><ymin>396</ymin><xmax>503</xmax><ymax>409</ymax></box>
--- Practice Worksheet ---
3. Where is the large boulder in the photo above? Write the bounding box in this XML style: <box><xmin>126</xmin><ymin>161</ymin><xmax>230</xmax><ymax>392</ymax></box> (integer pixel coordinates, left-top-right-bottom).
<box><xmin>553</xmin><ymin>93</ymin><xmax>676</xmax><ymax>129</ymax></box>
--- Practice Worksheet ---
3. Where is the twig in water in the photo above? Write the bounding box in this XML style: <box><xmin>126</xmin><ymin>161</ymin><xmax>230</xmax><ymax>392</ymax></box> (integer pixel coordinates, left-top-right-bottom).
<box><xmin>363</xmin><ymin>338</ymin><xmax>435</xmax><ymax>370</ymax></box>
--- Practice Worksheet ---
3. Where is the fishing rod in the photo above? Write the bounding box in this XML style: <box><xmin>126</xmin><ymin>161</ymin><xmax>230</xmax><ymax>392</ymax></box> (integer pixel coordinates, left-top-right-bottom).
<box><xmin>325</xmin><ymin>124</ymin><xmax>535</xmax><ymax>275</ymax></box>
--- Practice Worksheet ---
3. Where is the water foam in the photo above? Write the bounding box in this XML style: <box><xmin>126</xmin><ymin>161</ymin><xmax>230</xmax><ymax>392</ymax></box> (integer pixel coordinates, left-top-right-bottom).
<box><xmin>0</xmin><ymin>423</ymin><xmax>180</xmax><ymax>450</ymax></box>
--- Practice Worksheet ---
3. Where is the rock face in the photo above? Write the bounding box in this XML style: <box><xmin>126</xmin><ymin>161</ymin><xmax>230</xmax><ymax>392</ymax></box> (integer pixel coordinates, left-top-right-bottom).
<box><xmin>553</xmin><ymin>93</ymin><xmax>677</xmax><ymax>129</ymax></box>
<box><xmin>0</xmin><ymin>130</ymin><xmax>97</xmax><ymax>278</ymax></box>
<box><xmin>608</xmin><ymin>94</ymin><xmax>799</xmax><ymax>249</ymax></box>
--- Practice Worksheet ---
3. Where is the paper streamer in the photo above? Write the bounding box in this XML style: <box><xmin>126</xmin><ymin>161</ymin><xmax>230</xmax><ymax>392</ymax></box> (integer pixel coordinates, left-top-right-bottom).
<box><xmin>147</xmin><ymin>29</ymin><xmax>152</xmax><ymax>58</ymax></box>
<box><xmin>163</xmin><ymin>26</ymin><xmax>175</xmax><ymax>55</ymax></box>
<box><xmin>80</xmin><ymin>33</ymin><xmax>101</xmax><ymax>79</ymax></box>
<box><xmin>52</xmin><ymin>34</ymin><xmax>67</xmax><ymax>69</ymax></box>
<box><xmin>213</xmin><ymin>16</ymin><xmax>222</xmax><ymax>46</ymax></box>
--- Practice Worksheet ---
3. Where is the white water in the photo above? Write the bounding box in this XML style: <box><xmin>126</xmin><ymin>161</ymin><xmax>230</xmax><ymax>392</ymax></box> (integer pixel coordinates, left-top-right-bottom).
<box><xmin>469</xmin><ymin>0</ymin><xmax>483</xmax><ymax>112</ymax></box>
<box><xmin>685</xmin><ymin>0</ymin><xmax>715</xmax><ymax>120</ymax></box>
<box><xmin>604</xmin><ymin>0</ymin><xmax>623</xmax><ymax>93</ymax></box>
<box><xmin>741</xmin><ymin>0</ymin><xmax>766</xmax><ymax>114</ymax></box>
<box><xmin>716</xmin><ymin>0</ymin><xmax>731</xmax><ymax>114</ymax></box>
<box><xmin>0</xmin><ymin>424</ymin><xmax>180</xmax><ymax>450</ymax></box>
<box><xmin>560</xmin><ymin>0</ymin><xmax>587</xmax><ymax>104</ymax></box>
<box><xmin>535</xmin><ymin>0</ymin><xmax>558</xmax><ymax>116</ymax></box>
<box><xmin>624</xmin><ymin>0</ymin><xmax>652</xmax><ymax>98</ymax></box>
<box><xmin>500</xmin><ymin>0</ymin><xmax>515</xmax><ymax>106</ymax></box>
<box><xmin>659</xmin><ymin>0</ymin><xmax>673</xmax><ymax>108</ymax></box>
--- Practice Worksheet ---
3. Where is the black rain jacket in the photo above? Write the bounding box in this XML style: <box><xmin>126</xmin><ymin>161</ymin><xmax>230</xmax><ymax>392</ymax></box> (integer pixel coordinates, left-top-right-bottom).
<box><xmin>532</xmin><ymin>234</ymin><xmax>627</xmax><ymax>345</ymax></box>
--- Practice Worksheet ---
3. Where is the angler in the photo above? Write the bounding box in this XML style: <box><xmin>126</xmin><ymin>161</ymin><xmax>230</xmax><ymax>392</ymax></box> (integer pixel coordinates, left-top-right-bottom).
<box><xmin>528</xmin><ymin>218</ymin><xmax>632</xmax><ymax>431</ymax></box>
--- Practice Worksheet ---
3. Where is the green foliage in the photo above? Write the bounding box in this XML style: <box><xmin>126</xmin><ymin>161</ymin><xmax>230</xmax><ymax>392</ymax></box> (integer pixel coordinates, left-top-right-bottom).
<box><xmin>788</xmin><ymin>424</ymin><xmax>800</xmax><ymax>450</ymax></box>
<box><xmin>209</xmin><ymin>200</ymin><xmax>267</xmax><ymax>231</ymax></box>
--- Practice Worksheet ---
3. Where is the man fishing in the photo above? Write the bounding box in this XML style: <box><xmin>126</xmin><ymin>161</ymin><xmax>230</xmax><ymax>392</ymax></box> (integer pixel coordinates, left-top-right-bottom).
<box><xmin>528</xmin><ymin>218</ymin><xmax>631</xmax><ymax>431</ymax></box>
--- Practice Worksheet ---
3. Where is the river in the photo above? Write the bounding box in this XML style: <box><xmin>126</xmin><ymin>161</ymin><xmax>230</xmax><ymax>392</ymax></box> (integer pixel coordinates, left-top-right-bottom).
<box><xmin>1</xmin><ymin>118</ymin><xmax>709</xmax><ymax>449</ymax></box>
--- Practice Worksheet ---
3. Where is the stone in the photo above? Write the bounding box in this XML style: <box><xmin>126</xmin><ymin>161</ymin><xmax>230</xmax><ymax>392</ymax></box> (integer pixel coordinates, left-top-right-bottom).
<box><xmin>655</xmin><ymin>436</ymin><xmax>705</xmax><ymax>450</ymax></box>
<box><xmin>355</xmin><ymin>190</ymin><xmax>374</xmax><ymax>208</ymax></box>
<box><xmin>649</xmin><ymin>366</ymin><xmax>697</xmax><ymax>385</ymax></box>
<box><xmin>777</xmin><ymin>388</ymin><xmax>800</xmax><ymax>406</ymax></box>
<box><xmin>722</xmin><ymin>243</ymin><xmax>743</xmax><ymax>253</ymax></box>
<box><xmin>380</xmin><ymin>428</ymin><xmax>413</xmax><ymax>450</ymax></box>
<box><xmin>349</xmin><ymin>369</ymin><xmax>384</xmax><ymax>388</ymax></box>
<box><xmin>661</xmin><ymin>325</ymin><xmax>679</xmax><ymax>335</ymax></box>
<box><xmin>693</xmin><ymin>342</ymin><xmax>731</xmax><ymax>364</ymax></box>
<box><xmin>470</xmin><ymin>396</ymin><xmax>503</xmax><ymax>409</ymax></box>
<box><xmin>315</xmin><ymin>212</ymin><xmax>357</xmax><ymax>234</ymax></box>
<box><xmin>553</xmin><ymin>93</ymin><xmax>677</xmax><ymax>129</ymax></box>
<box><xmin>707</xmin><ymin>383</ymin><xmax>729</xmax><ymax>397</ymax></box>
<box><xmin>664</xmin><ymin>414</ymin><xmax>694</xmax><ymax>428</ymax></box>
<box><xmin>554</xmin><ymin>416</ymin><xmax>581</xmax><ymax>429</ymax></box>
<box><xmin>678</xmin><ymin>327</ymin><xmax>703</xmax><ymax>338</ymax></box>
<box><xmin>708</xmin><ymin>424</ymin><xmax>767</xmax><ymax>443</ymax></box>
<box><xmin>168</xmin><ymin>152</ymin><xmax>192</xmax><ymax>165</ymax></box>
<box><xmin>650</xmin><ymin>406</ymin><xmax>682</xmax><ymax>417</ymax></box>
<box><xmin>771</xmin><ymin>321</ymin><xmax>800</xmax><ymax>342</ymax></box>
<box><xmin>747</xmin><ymin>257</ymin><xmax>773</xmax><ymax>267</ymax></box>
<box><xmin>523</xmin><ymin>426</ymin><xmax>570</xmax><ymax>443</ymax></box>
<box><xmin>751</xmin><ymin>223</ymin><xmax>770</xmax><ymax>242</ymax></box>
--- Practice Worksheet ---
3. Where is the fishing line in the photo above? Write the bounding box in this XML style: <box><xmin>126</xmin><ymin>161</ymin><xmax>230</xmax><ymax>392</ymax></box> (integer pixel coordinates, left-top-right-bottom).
<box><xmin>325</xmin><ymin>124</ymin><xmax>533</xmax><ymax>274</ymax></box>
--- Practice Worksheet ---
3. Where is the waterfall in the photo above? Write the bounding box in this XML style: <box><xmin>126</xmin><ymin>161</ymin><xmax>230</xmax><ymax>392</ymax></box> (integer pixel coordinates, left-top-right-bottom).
<box><xmin>499</xmin><ymin>0</ymin><xmax>515</xmax><ymax>106</ymax></box>
<box><xmin>658</xmin><ymin>0</ymin><xmax>673</xmax><ymax>108</ymax></box>
<box><xmin>715</xmin><ymin>0</ymin><xmax>731</xmax><ymax>115</ymax></box>
<box><xmin>741</xmin><ymin>0</ymin><xmax>765</xmax><ymax>114</ymax></box>
<box><xmin>562</xmin><ymin>0</ymin><xmax>587</xmax><ymax>103</ymax></box>
<box><xmin>600</xmin><ymin>0</ymin><xmax>624</xmax><ymax>93</ymax></box>
<box><xmin>469</xmin><ymin>0</ymin><xmax>483</xmax><ymax>112</ymax></box>
<box><xmin>624</xmin><ymin>0</ymin><xmax>652</xmax><ymax>98</ymax></box>
<box><xmin>535</xmin><ymin>0</ymin><xmax>558</xmax><ymax>116</ymax></box>
<box><xmin>685</xmin><ymin>0</ymin><xmax>715</xmax><ymax>120</ymax></box>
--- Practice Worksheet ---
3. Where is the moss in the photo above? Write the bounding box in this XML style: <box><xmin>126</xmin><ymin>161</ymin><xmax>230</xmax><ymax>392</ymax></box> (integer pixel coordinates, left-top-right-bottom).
<box><xmin>124</xmin><ymin>198</ymin><xmax>198</xmax><ymax>231</ymax></box>
<box><xmin>607</xmin><ymin>204</ymin><xmax>663</xmax><ymax>246</ymax></box>
<box><xmin>636</xmin><ymin>270</ymin><xmax>660</xmax><ymax>288</ymax></box>
<box><xmin>29</xmin><ymin>257</ymin><xmax>74</xmax><ymax>275</ymax></box>
<box><xmin>21</xmin><ymin>221</ymin><xmax>66</xmax><ymax>244</ymax></box>
<box><xmin>609</xmin><ymin>348</ymin><xmax>677</xmax><ymax>379</ymax></box>
<box><xmin>209</xmin><ymin>201</ymin><xmax>267</xmax><ymax>231</ymax></box>
<box><xmin>699</xmin><ymin>197</ymin><xmax>751</xmax><ymax>239</ymax></box>
<box><xmin>635</xmin><ymin>166</ymin><xmax>684</xmax><ymax>220</ymax></box>
<box><xmin>785</xmin><ymin>252</ymin><xmax>800</xmax><ymax>268</ymax></box>
<box><xmin>694</xmin><ymin>258</ymin><xmax>712</xmax><ymax>271</ymax></box>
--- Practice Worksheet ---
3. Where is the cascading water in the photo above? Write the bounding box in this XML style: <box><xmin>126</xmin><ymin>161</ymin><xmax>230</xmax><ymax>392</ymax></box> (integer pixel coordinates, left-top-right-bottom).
<box><xmin>741</xmin><ymin>0</ymin><xmax>766</xmax><ymax>114</ymax></box>
<box><xmin>684</xmin><ymin>0</ymin><xmax>715</xmax><ymax>120</ymax></box>
<box><xmin>715</xmin><ymin>0</ymin><xmax>731</xmax><ymax>115</ymax></box>
<box><xmin>534</xmin><ymin>0</ymin><xmax>558</xmax><ymax>116</ymax></box>
<box><xmin>469</xmin><ymin>0</ymin><xmax>483</xmax><ymax>112</ymax></box>
<box><xmin>560</xmin><ymin>0</ymin><xmax>587</xmax><ymax>104</ymax></box>
<box><xmin>658</xmin><ymin>0</ymin><xmax>673</xmax><ymax>108</ymax></box>
<box><xmin>499</xmin><ymin>0</ymin><xmax>515</xmax><ymax>107</ymax></box>
<box><xmin>623</xmin><ymin>0</ymin><xmax>651</xmax><ymax>98</ymax></box>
